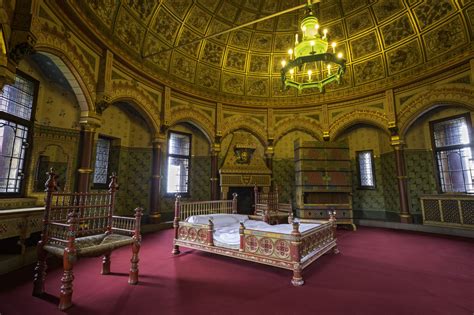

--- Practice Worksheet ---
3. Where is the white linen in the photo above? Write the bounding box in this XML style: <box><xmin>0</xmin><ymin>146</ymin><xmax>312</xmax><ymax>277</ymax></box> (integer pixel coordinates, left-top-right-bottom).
<box><xmin>212</xmin><ymin>219</ymin><xmax>321</xmax><ymax>250</ymax></box>
<box><xmin>186</xmin><ymin>214</ymin><xmax>249</xmax><ymax>227</ymax></box>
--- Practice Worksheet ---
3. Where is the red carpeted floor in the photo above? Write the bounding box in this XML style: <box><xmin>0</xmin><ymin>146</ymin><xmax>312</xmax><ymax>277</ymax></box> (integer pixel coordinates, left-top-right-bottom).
<box><xmin>0</xmin><ymin>227</ymin><xmax>473</xmax><ymax>315</ymax></box>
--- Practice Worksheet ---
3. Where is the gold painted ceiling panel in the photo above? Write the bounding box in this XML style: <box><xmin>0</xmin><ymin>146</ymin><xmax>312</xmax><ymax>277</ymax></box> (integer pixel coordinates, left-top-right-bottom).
<box><xmin>71</xmin><ymin>0</ymin><xmax>473</xmax><ymax>104</ymax></box>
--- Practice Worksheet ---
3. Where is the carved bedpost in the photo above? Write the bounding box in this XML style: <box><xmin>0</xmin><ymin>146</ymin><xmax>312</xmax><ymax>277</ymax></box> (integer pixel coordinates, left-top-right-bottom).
<box><xmin>329</xmin><ymin>211</ymin><xmax>339</xmax><ymax>254</ymax></box>
<box><xmin>263</xmin><ymin>208</ymin><xmax>270</xmax><ymax>224</ymax></box>
<box><xmin>33</xmin><ymin>169</ymin><xmax>57</xmax><ymax>296</ymax></box>
<box><xmin>239</xmin><ymin>222</ymin><xmax>245</xmax><ymax>252</ymax></box>
<box><xmin>207</xmin><ymin>219</ymin><xmax>214</xmax><ymax>246</ymax></box>
<box><xmin>129</xmin><ymin>207</ymin><xmax>143</xmax><ymax>285</ymax></box>
<box><xmin>232</xmin><ymin>192</ymin><xmax>238</xmax><ymax>214</ymax></box>
<box><xmin>288</xmin><ymin>211</ymin><xmax>294</xmax><ymax>224</ymax></box>
<box><xmin>172</xmin><ymin>195</ymin><xmax>181</xmax><ymax>255</ymax></box>
<box><xmin>254</xmin><ymin>184</ymin><xmax>258</xmax><ymax>205</ymax></box>
<box><xmin>107</xmin><ymin>173</ymin><xmax>118</xmax><ymax>234</ymax></box>
<box><xmin>274</xmin><ymin>184</ymin><xmax>279</xmax><ymax>201</ymax></box>
<box><xmin>290</xmin><ymin>222</ymin><xmax>304</xmax><ymax>286</ymax></box>
<box><xmin>59</xmin><ymin>210</ymin><xmax>78</xmax><ymax>311</ymax></box>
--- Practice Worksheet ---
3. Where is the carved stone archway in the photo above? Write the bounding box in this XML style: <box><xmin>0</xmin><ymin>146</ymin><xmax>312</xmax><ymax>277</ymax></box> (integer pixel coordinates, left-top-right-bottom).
<box><xmin>169</xmin><ymin>105</ymin><xmax>215</xmax><ymax>144</ymax></box>
<box><xmin>398</xmin><ymin>84</ymin><xmax>474</xmax><ymax>138</ymax></box>
<box><xmin>35</xmin><ymin>22</ymin><xmax>96</xmax><ymax>112</ymax></box>
<box><xmin>110</xmin><ymin>82</ymin><xmax>160</xmax><ymax>134</ymax></box>
<box><xmin>330</xmin><ymin>109</ymin><xmax>390</xmax><ymax>140</ymax></box>
<box><xmin>273</xmin><ymin>116</ymin><xmax>322</xmax><ymax>146</ymax></box>
<box><xmin>221</xmin><ymin>115</ymin><xmax>267</xmax><ymax>147</ymax></box>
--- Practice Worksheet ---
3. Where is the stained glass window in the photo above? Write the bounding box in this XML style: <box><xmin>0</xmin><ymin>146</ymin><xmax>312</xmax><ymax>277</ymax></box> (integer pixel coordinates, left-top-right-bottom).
<box><xmin>167</xmin><ymin>132</ymin><xmax>191</xmax><ymax>194</ymax></box>
<box><xmin>431</xmin><ymin>115</ymin><xmax>474</xmax><ymax>193</ymax></box>
<box><xmin>93</xmin><ymin>137</ymin><xmax>111</xmax><ymax>185</ymax></box>
<box><xmin>0</xmin><ymin>73</ymin><xmax>36</xmax><ymax>194</ymax></box>
<box><xmin>357</xmin><ymin>150</ymin><xmax>375</xmax><ymax>188</ymax></box>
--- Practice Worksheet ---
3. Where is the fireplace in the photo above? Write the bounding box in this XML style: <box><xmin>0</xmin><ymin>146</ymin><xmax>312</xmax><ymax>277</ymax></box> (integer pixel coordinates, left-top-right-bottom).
<box><xmin>227</xmin><ymin>187</ymin><xmax>254</xmax><ymax>215</ymax></box>
<box><xmin>219</xmin><ymin>132</ymin><xmax>272</xmax><ymax>205</ymax></box>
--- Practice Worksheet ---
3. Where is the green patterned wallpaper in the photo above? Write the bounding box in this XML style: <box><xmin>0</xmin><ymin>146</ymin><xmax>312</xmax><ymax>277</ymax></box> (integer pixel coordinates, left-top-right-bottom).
<box><xmin>190</xmin><ymin>156</ymin><xmax>211</xmax><ymax>200</ymax></box>
<box><xmin>405</xmin><ymin>149</ymin><xmax>437</xmax><ymax>222</ymax></box>
<box><xmin>380</xmin><ymin>151</ymin><xmax>400</xmax><ymax>217</ymax></box>
<box><xmin>114</xmin><ymin>147</ymin><xmax>152</xmax><ymax>216</ymax></box>
<box><xmin>273</xmin><ymin>159</ymin><xmax>295</xmax><ymax>204</ymax></box>
<box><xmin>352</xmin><ymin>158</ymin><xmax>386</xmax><ymax>219</ymax></box>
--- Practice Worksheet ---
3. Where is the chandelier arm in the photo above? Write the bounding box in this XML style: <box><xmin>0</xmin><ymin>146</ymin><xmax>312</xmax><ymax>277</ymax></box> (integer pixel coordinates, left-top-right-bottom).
<box><xmin>142</xmin><ymin>1</ymin><xmax>321</xmax><ymax>59</ymax></box>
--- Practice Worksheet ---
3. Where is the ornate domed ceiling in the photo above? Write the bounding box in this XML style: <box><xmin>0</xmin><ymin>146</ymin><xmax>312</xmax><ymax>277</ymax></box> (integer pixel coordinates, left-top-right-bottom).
<box><xmin>65</xmin><ymin>0</ymin><xmax>473</xmax><ymax>105</ymax></box>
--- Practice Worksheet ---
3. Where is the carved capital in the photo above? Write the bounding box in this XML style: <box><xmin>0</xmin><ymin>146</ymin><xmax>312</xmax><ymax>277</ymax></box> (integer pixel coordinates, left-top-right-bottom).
<box><xmin>95</xmin><ymin>96</ymin><xmax>111</xmax><ymax>115</ymax></box>
<box><xmin>9</xmin><ymin>30</ymin><xmax>36</xmax><ymax>64</ymax></box>
<box><xmin>323</xmin><ymin>131</ymin><xmax>330</xmax><ymax>141</ymax></box>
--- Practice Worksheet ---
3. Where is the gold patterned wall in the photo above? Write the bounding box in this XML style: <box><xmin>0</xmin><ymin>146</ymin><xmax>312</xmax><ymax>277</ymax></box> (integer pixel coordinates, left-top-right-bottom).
<box><xmin>61</xmin><ymin>0</ymin><xmax>473</xmax><ymax>106</ymax></box>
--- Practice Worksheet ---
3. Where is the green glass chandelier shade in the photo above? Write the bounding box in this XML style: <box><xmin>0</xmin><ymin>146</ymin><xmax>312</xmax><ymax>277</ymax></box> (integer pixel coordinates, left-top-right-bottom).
<box><xmin>281</xmin><ymin>53</ymin><xmax>346</xmax><ymax>92</ymax></box>
<box><xmin>280</xmin><ymin>4</ymin><xmax>346</xmax><ymax>92</ymax></box>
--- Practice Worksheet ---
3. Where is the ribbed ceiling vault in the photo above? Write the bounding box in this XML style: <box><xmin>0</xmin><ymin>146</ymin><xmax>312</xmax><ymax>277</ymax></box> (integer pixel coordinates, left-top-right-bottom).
<box><xmin>64</xmin><ymin>0</ymin><xmax>473</xmax><ymax>105</ymax></box>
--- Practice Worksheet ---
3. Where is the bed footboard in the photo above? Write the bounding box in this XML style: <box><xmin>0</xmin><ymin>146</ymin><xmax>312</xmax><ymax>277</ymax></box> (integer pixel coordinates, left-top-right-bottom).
<box><xmin>239</xmin><ymin>216</ymin><xmax>337</xmax><ymax>286</ymax></box>
<box><xmin>172</xmin><ymin>197</ymin><xmax>338</xmax><ymax>286</ymax></box>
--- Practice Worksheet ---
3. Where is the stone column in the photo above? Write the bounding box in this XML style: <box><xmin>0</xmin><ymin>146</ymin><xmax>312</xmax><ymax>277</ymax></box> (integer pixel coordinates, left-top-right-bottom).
<box><xmin>149</xmin><ymin>136</ymin><xmax>165</xmax><ymax>223</ymax></box>
<box><xmin>392</xmin><ymin>137</ymin><xmax>412</xmax><ymax>223</ymax></box>
<box><xmin>265</xmin><ymin>145</ymin><xmax>274</xmax><ymax>187</ymax></box>
<box><xmin>210</xmin><ymin>143</ymin><xmax>221</xmax><ymax>200</ymax></box>
<box><xmin>76</xmin><ymin>117</ymin><xmax>100</xmax><ymax>192</ymax></box>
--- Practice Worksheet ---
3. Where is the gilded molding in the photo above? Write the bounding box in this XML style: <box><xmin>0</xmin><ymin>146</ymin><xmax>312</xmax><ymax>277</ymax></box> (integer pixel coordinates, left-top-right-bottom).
<box><xmin>398</xmin><ymin>84</ymin><xmax>474</xmax><ymax>137</ymax></box>
<box><xmin>169</xmin><ymin>105</ymin><xmax>215</xmax><ymax>143</ymax></box>
<box><xmin>221</xmin><ymin>115</ymin><xmax>267</xmax><ymax>146</ymax></box>
<box><xmin>109</xmin><ymin>80</ymin><xmax>160</xmax><ymax>134</ymax></box>
<box><xmin>273</xmin><ymin>115</ymin><xmax>323</xmax><ymax>145</ymax></box>
<box><xmin>330</xmin><ymin>109</ymin><xmax>390</xmax><ymax>140</ymax></box>
<box><xmin>34</xmin><ymin>20</ymin><xmax>96</xmax><ymax>110</ymax></box>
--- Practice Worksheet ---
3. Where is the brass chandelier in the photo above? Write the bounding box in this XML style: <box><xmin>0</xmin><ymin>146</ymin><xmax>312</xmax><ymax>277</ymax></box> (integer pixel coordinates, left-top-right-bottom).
<box><xmin>280</xmin><ymin>2</ymin><xmax>346</xmax><ymax>92</ymax></box>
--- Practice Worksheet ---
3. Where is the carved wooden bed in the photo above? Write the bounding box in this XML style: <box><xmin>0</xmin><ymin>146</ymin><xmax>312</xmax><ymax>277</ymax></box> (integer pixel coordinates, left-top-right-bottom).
<box><xmin>172</xmin><ymin>194</ymin><xmax>338</xmax><ymax>286</ymax></box>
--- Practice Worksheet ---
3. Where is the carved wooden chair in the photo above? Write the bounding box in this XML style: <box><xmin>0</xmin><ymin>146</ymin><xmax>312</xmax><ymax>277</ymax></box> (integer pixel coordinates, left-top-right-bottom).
<box><xmin>32</xmin><ymin>170</ymin><xmax>143</xmax><ymax>311</ymax></box>
<box><xmin>253</xmin><ymin>185</ymin><xmax>293</xmax><ymax>224</ymax></box>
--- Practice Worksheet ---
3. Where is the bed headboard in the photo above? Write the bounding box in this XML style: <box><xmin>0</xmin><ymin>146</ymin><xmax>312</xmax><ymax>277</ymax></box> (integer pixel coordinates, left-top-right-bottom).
<box><xmin>174</xmin><ymin>193</ymin><xmax>238</xmax><ymax>221</ymax></box>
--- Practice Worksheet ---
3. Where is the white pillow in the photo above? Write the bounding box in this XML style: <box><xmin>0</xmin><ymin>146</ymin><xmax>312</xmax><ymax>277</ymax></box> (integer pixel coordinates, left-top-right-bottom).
<box><xmin>228</xmin><ymin>214</ymin><xmax>249</xmax><ymax>223</ymax></box>
<box><xmin>186</xmin><ymin>214</ymin><xmax>249</xmax><ymax>227</ymax></box>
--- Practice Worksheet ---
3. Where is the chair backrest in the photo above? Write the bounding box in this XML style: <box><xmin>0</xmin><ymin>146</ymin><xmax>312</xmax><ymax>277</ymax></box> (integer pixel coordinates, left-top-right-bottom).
<box><xmin>43</xmin><ymin>169</ymin><xmax>118</xmax><ymax>238</ymax></box>
<box><xmin>254</xmin><ymin>185</ymin><xmax>279</xmax><ymax>213</ymax></box>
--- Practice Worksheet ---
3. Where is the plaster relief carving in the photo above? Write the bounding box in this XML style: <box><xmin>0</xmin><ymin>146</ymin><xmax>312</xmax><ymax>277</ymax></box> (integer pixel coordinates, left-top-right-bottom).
<box><xmin>153</xmin><ymin>9</ymin><xmax>180</xmax><ymax>44</ymax></box>
<box><xmin>222</xmin><ymin>73</ymin><xmax>244</xmax><ymax>95</ymax></box>
<box><xmin>423</xmin><ymin>16</ymin><xmax>467</xmax><ymax>60</ymax></box>
<box><xmin>372</xmin><ymin>0</ymin><xmax>405</xmax><ymax>22</ymax></box>
<box><xmin>350</xmin><ymin>32</ymin><xmax>380</xmax><ymax>59</ymax></box>
<box><xmin>387</xmin><ymin>39</ymin><xmax>422</xmax><ymax>75</ymax></box>
<box><xmin>414</xmin><ymin>0</ymin><xmax>455</xmax><ymax>30</ymax></box>
<box><xmin>354</xmin><ymin>56</ymin><xmax>386</xmax><ymax>85</ymax></box>
<box><xmin>115</xmin><ymin>9</ymin><xmax>144</xmax><ymax>52</ymax></box>
<box><xmin>381</xmin><ymin>14</ymin><xmax>415</xmax><ymax>47</ymax></box>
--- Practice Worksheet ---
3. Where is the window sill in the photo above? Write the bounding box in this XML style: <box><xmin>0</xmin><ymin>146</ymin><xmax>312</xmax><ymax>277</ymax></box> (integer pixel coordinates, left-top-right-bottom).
<box><xmin>0</xmin><ymin>198</ymin><xmax>38</xmax><ymax>210</ymax></box>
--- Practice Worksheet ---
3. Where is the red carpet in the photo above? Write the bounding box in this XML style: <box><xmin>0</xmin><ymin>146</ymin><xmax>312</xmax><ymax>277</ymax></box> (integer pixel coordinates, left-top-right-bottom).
<box><xmin>0</xmin><ymin>227</ymin><xmax>473</xmax><ymax>315</ymax></box>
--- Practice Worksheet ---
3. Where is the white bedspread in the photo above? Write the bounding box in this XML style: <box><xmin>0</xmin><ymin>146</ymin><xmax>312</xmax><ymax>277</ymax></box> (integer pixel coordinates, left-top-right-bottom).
<box><xmin>186</xmin><ymin>214</ymin><xmax>321</xmax><ymax>250</ymax></box>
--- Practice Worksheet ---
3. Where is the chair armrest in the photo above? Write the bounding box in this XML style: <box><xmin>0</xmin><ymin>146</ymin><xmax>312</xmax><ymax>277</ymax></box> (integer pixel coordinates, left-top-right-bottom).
<box><xmin>47</xmin><ymin>222</ymin><xmax>71</xmax><ymax>243</ymax></box>
<box><xmin>112</xmin><ymin>208</ymin><xmax>143</xmax><ymax>236</ymax></box>
<box><xmin>112</xmin><ymin>216</ymin><xmax>136</xmax><ymax>235</ymax></box>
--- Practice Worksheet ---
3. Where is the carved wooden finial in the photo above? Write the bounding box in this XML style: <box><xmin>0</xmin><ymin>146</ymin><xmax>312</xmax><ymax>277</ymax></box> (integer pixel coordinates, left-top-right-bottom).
<box><xmin>232</xmin><ymin>192</ymin><xmax>238</xmax><ymax>200</ymax></box>
<box><xmin>292</xmin><ymin>221</ymin><xmax>300</xmax><ymax>234</ymax></box>
<box><xmin>288</xmin><ymin>211</ymin><xmax>294</xmax><ymax>224</ymax></box>
<box><xmin>109</xmin><ymin>172</ymin><xmax>119</xmax><ymax>191</ymax></box>
<box><xmin>45</xmin><ymin>168</ymin><xmax>57</xmax><ymax>192</ymax></box>
<box><xmin>175</xmin><ymin>194</ymin><xmax>182</xmax><ymax>202</ymax></box>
